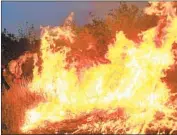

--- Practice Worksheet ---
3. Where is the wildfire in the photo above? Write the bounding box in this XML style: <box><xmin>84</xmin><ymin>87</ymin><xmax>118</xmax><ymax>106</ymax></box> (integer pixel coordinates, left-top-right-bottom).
<box><xmin>21</xmin><ymin>2</ymin><xmax>177</xmax><ymax>134</ymax></box>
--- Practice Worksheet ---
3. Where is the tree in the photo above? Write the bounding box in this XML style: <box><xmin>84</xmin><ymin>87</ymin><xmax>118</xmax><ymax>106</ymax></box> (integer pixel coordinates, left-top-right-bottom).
<box><xmin>1</xmin><ymin>23</ymin><xmax>40</xmax><ymax>65</ymax></box>
<box><xmin>106</xmin><ymin>2</ymin><xmax>158</xmax><ymax>41</ymax></box>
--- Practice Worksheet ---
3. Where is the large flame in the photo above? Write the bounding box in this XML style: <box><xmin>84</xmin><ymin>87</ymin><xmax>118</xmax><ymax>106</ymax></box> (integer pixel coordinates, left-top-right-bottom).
<box><xmin>21</xmin><ymin>2</ymin><xmax>177</xmax><ymax>134</ymax></box>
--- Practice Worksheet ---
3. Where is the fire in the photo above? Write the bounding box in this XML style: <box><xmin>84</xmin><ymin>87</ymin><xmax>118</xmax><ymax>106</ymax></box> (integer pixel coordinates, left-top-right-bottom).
<box><xmin>21</xmin><ymin>2</ymin><xmax>177</xmax><ymax>134</ymax></box>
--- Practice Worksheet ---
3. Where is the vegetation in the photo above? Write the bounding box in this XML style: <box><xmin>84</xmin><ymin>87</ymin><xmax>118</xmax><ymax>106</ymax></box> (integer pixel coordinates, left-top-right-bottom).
<box><xmin>1</xmin><ymin>2</ymin><xmax>177</xmax><ymax>134</ymax></box>
<box><xmin>2</xmin><ymin>22</ymin><xmax>40</xmax><ymax>65</ymax></box>
<box><xmin>1</xmin><ymin>2</ymin><xmax>158</xmax><ymax>65</ymax></box>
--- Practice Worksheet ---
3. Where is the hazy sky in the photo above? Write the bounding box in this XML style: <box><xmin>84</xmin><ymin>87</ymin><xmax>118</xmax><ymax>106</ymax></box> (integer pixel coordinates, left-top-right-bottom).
<box><xmin>2</xmin><ymin>2</ymin><xmax>148</xmax><ymax>35</ymax></box>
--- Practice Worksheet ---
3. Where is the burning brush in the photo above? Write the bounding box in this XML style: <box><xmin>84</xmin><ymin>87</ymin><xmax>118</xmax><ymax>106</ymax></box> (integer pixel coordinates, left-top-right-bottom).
<box><xmin>2</xmin><ymin>1</ymin><xmax>177</xmax><ymax>134</ymax></box>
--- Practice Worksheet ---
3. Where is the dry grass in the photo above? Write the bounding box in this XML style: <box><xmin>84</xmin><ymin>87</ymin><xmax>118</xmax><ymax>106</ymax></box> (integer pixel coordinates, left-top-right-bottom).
<box><xmin>21</xmin><ymin>107</ymin><xmax>177</xmax><ymax>134</ymax></box>
<box><xmin>2</xmin><ymin>79</ymin><xmax>43</xmax><ymax>134</ymax></box>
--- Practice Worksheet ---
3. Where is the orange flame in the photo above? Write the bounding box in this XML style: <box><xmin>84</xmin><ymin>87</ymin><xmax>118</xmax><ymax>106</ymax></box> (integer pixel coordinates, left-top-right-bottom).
<box><xmin>21</xmin><ymin>2</ymin><xmax>177</xmax><ymax>134</ymax></box>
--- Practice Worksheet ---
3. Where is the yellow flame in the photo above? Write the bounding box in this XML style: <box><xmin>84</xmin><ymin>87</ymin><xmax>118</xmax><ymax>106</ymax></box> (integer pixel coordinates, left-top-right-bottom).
<box><xmin>21</xmin><ymin>2</ymin><xmax>177</xmax><ymax>134</ymax></box>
